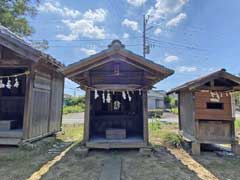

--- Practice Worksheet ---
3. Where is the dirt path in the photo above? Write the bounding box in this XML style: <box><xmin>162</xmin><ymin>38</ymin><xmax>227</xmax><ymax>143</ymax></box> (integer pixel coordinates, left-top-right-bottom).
<box><xmin>27</xmin><ymin>143</ymin><xmax>75</xmax><ymax>180</ymax></box>
<box><xmin>168</xmin><ymin>148</ymin><xmax>218</xmax><ymax>180</ymax></box>
<box><xmin>42</xmin><ymin>148</ymin><xmax>199</xmax><ymax>180</ymax></box>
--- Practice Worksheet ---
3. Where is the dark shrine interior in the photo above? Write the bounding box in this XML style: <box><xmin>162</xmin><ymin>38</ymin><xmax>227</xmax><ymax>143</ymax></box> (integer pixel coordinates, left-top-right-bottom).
<box><xmin>89</xmin><ymin>91</ymin><xmax>144</xmax><ymax>140</ymax></box>
<box><xmin>0</xmin><ymin>68</ymin><xmax>26</xmax><ymax>130</ymax></box>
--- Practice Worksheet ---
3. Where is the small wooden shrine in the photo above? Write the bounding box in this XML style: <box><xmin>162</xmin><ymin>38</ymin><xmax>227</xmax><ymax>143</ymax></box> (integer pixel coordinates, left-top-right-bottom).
<box><xmin>64</xmin><ymin>40</ymin><xmax>174</xmax><ymax>149</ymax></box>
<box><xmin>0</xmin><ymin>25</ymin><xmax>64</xmax><ymax>145</ymax></box>
<box><xmin>168</xmin><ymin>69</ymin><xmax>240</xmax><ymax>155</ymax></box>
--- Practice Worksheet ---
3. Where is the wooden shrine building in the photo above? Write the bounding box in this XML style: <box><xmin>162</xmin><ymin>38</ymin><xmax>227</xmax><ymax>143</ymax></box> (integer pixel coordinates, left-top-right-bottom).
<box><xmin>64</xmin><ymin>40</ymin><xmax>174</xmax><ymax>149</ymax></box>
<box><xmin>168</xmin><ymin>69</ymin><xmax>240</xmax><ymax>155</ymax></box>
<box><xmin>0</xmin><ymin>25</ymin><xmax>64</xmax><ymax>145</ymax></box>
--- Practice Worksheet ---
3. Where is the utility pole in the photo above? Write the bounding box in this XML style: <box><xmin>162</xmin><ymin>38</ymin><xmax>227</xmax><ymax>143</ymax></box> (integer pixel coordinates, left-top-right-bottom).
<box><xmin>143</xmin><ymin>14</ymin><xmax>152</xmax><ymax>58</ymax></box>
<box><xmin>143</xmin><ymin>15</ymin><xmax>146</xmax><ymax>58</ymax></box>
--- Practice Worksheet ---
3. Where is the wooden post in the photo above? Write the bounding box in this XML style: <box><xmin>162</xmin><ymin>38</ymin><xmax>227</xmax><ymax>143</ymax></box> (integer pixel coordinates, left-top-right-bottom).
<box><xmin>142</xmin><ymin>90</ymin><xmax>148</xmax><ymax>144</ymax></box>
<box><xmin>177</xmin><ymin>93</ymin><xmax>181</xmax><ymax>130</ymax></box>
<box><xmin>84</xmin><ymin>89</ymin><xmax>91</xmax><ymax>142</ymax></box>
<box><xmin>23</xmin><ymin>69</ymin><xmax>34</xmax><ymax>139</ymax></box>
<box><xmin>0</xmin><ymin>45</ymin><xmax>2</xmax><ymax>59</ymax></box>
<box><xmin>192</xmin><ymin>142</ymin><xmax>200</xmax><ymax>155</ymax></box>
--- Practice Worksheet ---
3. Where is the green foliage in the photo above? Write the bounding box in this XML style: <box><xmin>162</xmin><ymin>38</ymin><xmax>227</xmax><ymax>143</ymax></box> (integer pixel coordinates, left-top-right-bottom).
<box><xmin>235</xmin><ymin>119</ymin><xmax>240</xmax><ymax>130</ymax></box>
<box><xmin>162</xmin><ymin>132</ymin><xmax>183</xmax><ymax>148</ymax></box>
<box><xmin>63</xmin><ymin>105</ymin><xmax>84</xmax><ymax>114</ymax></box>
<box><xmin>63</xmin><ymin>96</ymin><xmax>85</xmax><ymax>114</ymax></box>
<box><xmin>235</xmin><ymin>92</ymin><xmax>240</xmax><ymax>110</ymax></box>
<box><xmin>149</xmin><ymin>120</ymin><xmax>163</xmax><ymax>133</ymax></box>
<box><xmin>64</xmin><ymin>96</ymin><xmax>85</xmax><ymax>106</ymax></box>
<box><xmin>0</xmin><ymin>0</ymin><xmax>39</xmax><ymax>36</ymax></box>
<box><xmin>164</xmin><ymin>95</ymin><xmax>177</xmax><ymax>108</ymax></box>
<box><xmin>171</xmin><ymin>107</ymin><xmax>178</xmax><ymax>114</ymax></box>
<box><xmin>148</xmin><ymin>109</ymin><xmax>163</xmax><ymax>118</ymax></box>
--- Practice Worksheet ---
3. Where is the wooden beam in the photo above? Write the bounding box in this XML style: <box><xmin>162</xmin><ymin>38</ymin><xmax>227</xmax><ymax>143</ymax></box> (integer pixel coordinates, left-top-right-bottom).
<box><xmin>142</xmin><ymin>90</ymin><xmax>149</xmax><ymax>144</ymax></box>
<box><xmin>83</xmin><ymin>89</ymin><xmax>91</xmax><ymax>142</ymax></box>
<box><xmin>0</xmin><ymin>45</ymin><xmax>2</xmax><ymax>59</ymax></box>
<box><xmin>0</xmin><ymin>36</ymin><xmax>39</xmax><ymax>62</ymax></box>
<box><xmin>23</xmin><ymin>68</ymin><xmax>34</xmax><ymax>139</ymax></box>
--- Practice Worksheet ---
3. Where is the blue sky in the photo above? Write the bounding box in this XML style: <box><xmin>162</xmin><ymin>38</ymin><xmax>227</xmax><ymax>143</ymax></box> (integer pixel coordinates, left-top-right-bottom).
<box><xmin>27</xmin><ymin>0</ymin><xmax>240</xmax><ymax>96</ymax></box>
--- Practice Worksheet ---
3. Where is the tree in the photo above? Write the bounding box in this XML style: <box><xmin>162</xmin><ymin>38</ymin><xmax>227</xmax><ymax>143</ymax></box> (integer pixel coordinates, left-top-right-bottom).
<box><xmin>0</xmin><ymin>0</ymin><xmax>38</xmax><ymax>37</ymax></box>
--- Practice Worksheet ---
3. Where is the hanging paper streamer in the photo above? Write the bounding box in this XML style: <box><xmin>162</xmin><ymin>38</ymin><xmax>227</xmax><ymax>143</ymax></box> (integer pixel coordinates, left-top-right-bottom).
<box><xmin>139</xmin><ymin>89</ymin><xmax>142</xmax><ymax>95</ymax></box>
<box><xmin>6</xmin><ymin>78</ymin><xmax>12</xmax><ymax>89</ymax></box>
<box><xmin>127</xmin><ymin>91</ymin><xmax>132</xmax><ymax>101</ymax></box>
<box><xmin>106</xmin><ymin>91</ymin><xmax>111</xmax><ymax>103</ymax></box>
<box><xmin>122</xmin><ymin>91</ymin><xmax>126</xmax><ymax>100</ymax></box>
<box><xmin>220</xmin><ymin>92</ymin><xmax>223</xmax><ymax>98</ymax></box>
<box><xmin>94</xmin><ymin>89</ymin><xmax>99</xmax><ymax>99</ymax></box>
<box><xmin>0</xmin><ymin>79</ymin><xmax>5</xmax><ymax>88</ymax></box>
<box><xmin>102</xmin><ymin>91</ymin><xmax>106</xmax><ymax>103</ymax></box>
<box><xmin>13</xmin><ymin>77</ymin><xmax>19</xmax><ymax>88</ymax></box>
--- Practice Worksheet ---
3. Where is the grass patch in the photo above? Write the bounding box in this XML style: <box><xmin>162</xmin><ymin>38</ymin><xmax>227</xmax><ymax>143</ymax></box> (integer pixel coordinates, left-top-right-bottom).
<box><xmin>149</xmin><ymin>119</ymin><xmax>179</xmax><ymax>147</ymax></box>
<box><xmin>171</xmin><ymin>107</ymin><xmax>178</xmax><ymax>114</ymax></box>
<box><xmin>57</xmin><ymin>124</ymin><xmax>84</xmax><ymax>142</ymax></box>
<box><xmin>235</xmin><ymin>119</ymin><xmax>240</xmax><ymax>130</ymax></box>
<box><xmin>161</xmin><ymin>132</ymin><xmax>183</xmax><ymax>148</ymax></box>
<box><xmin>63</xmin><ymin>105</ymin><xmax>84</xmax><ymax>114</ymax></box>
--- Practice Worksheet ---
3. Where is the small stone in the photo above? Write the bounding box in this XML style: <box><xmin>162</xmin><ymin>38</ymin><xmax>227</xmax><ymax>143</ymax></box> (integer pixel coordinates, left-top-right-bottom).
<box><xmin>139</xmin><ymin>147</ymin><xmax>153</xmax><ymax>156</ymax></box>
<box><xmin>74</xmin><ymin>147</ymin><xmax>89</xmax><ymax>158</ymax></box>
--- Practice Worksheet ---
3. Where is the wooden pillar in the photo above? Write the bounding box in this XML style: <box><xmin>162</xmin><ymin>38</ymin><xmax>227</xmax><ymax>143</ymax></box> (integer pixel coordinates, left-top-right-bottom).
<box><xmin>84</xmin><ymin>89</ymin><xmax>91</xmax><ymax>142</ymax></box>
<box><xmin>142</xmin><ymin>90</ymin><xmax>148</xmax><ymax>144</ymax></box>
<box><xmin>177</xmin><ymin>93</ymin><xmax>181</xmax><ymax>130</ymax></box>
<box><xmin>23</xmin><ymin>70</ymin><xmax>34</xmax><ymax>140</ymax></box>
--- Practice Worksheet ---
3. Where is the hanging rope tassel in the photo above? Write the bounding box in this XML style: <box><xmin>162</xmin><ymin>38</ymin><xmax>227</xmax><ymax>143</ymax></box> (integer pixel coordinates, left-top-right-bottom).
<box><xmin>102</xmin><ymin>91</ymin><xmax>106</xmax><ymax>103</ymax></box>
<box><xmin>6</xmin><ymin>78</ymin><xmax>12</xmax><ymax>89</ymax></box>
<box><xmin>0</xmin><ymin>79</ymin><xmax>5</xmax><ymax>88</ymax></box>
<box><xmin>106</xmin><ymin>91</ymin><xmax>111</xmax><ymax>103</ymax></box>
<box><xmin>94</xmin><ymin>89</ymin><xmax>99</xmax><ymax>99</ymax></box>
<box><xmin>14</xmin><ymin>77</ymin><xmax>20</xmax><ymax>88</ymax></box>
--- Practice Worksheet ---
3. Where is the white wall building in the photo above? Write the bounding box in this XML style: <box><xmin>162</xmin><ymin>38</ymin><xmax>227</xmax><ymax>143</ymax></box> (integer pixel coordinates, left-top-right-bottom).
<box><xmin>148</xmin><ymin>90</ymin><xmax>166</xmax><ymax>110</ymax></box>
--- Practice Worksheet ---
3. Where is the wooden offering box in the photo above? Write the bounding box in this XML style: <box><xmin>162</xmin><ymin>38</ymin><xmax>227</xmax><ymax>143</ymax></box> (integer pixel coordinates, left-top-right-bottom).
<box><xmin>106</xmin><ymin>129</ymin><xmax>126</xmax><ymax>140</ymax></box>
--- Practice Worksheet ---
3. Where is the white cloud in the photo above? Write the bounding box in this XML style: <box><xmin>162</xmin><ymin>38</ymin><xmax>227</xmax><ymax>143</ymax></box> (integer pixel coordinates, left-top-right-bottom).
<box><xmin>123</xmin><ymin>33</ymin><xmax>129</xmax><ymax>38</ymax></box>
<box><xmin>166</xmin><ymin>13</ymin><xmax>187</xmax><ymax>27</ymax></box>
<box><xmin>57</xmin><ymin>19</ymin><xmax>106</xmax><ymax>40</ymax></box>
<box><xmin>177</xmin><ymin>66</ymin><xmax>197</xmax><ymax>72</ymax></box>
<box><xmin>56</xmin><ymin>34</ymin><xmax>78</xmax><ymax>41</ymax></box>
<box><xmin>127</xmin><ymin>0</ymin><xmax>147</xmax><ymax>7</ymax></box>
<box><xmin>38</xmin><ymin>1</ymin><xmax>81</xmax><ymax>18</ymax></box>
<box><xmin>154</xmin><ymin>28</ymin><xmax>162</xmax><ymax>36</ymax></box>
<box><xmin>83</xmin><ymin>9</ymin><xmax>107</xmax><ymax>22</ymax></box>
<box><xmin>147</xmin><ymin>0</ymin><xmax>188</xmax><ymax>22</ymax></box>
<box><xmin>164</xmin><ymin>55</ymin><xmax>178</xmax><ymax>63</ymax></box>
<box><xmin>80</xmin><ymin>48</ymin><xmax>97</xmax><ymax>56</ymax></box>
<box><xmin>122</xmin><ymin>19</ymin><xmax>139</xmax><ymax>31</ymax></box>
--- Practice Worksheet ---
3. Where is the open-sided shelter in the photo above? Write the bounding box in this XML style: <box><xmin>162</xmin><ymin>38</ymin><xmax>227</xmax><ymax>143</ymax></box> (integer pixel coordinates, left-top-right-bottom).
<box><xmin>0</xmin><ymin>26</ymin><xmax>64</xmax><ymax>145</ymax></box>
<box><xmin>64</xmin><ymin>40</ymin><xmax>174</xmax><ymax>149</ymax></box>
<box><xmin>168</xmin><ymin>69</ymin><xmax>240</xmax><ymax>154</ymax></box>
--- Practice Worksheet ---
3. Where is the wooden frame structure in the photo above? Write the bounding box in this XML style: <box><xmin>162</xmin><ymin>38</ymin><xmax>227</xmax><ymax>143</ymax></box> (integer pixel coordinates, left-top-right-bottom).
<box><xmin>0</xmin><ymin>25</ymin><xmax>64</xmax><ymax>145</ymax></box>
<box><xmin>168</xmin><ymin>69</ymin><xmax>240</xmax><ymax>155</ymax></box>
<box><xmin>64</xmin><ymin>40</ymin><xmax>174</xmax><ymax>149</ymax></box>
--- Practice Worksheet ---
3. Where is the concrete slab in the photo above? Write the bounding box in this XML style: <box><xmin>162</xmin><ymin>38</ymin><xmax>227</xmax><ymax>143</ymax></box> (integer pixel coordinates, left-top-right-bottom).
<box><xmin>99</xmin><ymin>157</ymin><xmax>122</xmax><ymax>180</ymax></box>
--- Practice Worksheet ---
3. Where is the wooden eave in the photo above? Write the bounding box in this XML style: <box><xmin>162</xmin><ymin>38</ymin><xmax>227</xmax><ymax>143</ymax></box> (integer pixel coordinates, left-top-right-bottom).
<box><xmin>167</xmin><ymin>69</ymin><xmax>240</xmax><ymax>94</ymax></box>
<box><xmin>64</xmin><ymin>40</ymin><xmax>174</xmax><ymax>87</ymax></box>
<box><xmin>0</xmin><ymin>25</ymin><xmax>64</xmax><ymax>71</ymax></box>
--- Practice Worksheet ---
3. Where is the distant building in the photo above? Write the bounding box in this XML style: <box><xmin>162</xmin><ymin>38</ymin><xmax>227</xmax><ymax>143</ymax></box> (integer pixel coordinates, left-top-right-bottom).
<box><xmin>148</xmin><ymin>90</ymin><xmax>166</xmax><ymax>110</ymax></box>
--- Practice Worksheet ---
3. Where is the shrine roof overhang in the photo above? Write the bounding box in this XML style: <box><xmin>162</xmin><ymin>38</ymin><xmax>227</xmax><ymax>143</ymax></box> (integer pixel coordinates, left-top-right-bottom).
<box><xmin>64</xmin><ymin>40</ymin><xmax>174</xmax><ymax>88</ymax></box>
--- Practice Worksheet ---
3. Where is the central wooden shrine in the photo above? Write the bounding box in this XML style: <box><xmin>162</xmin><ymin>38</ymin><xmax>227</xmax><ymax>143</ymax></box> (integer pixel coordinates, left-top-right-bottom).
<box><xmin>64</xmin><ymin>40</ymin><xmax>174</xmax><ymax>148</ymax></box>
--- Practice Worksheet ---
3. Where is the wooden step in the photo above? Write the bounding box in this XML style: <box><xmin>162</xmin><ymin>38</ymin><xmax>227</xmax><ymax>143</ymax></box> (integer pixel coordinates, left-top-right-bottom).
<box><xmin>0</xmin><ymin>138</ymin><xmax>22</xmax><ymax>145</ymax></box>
